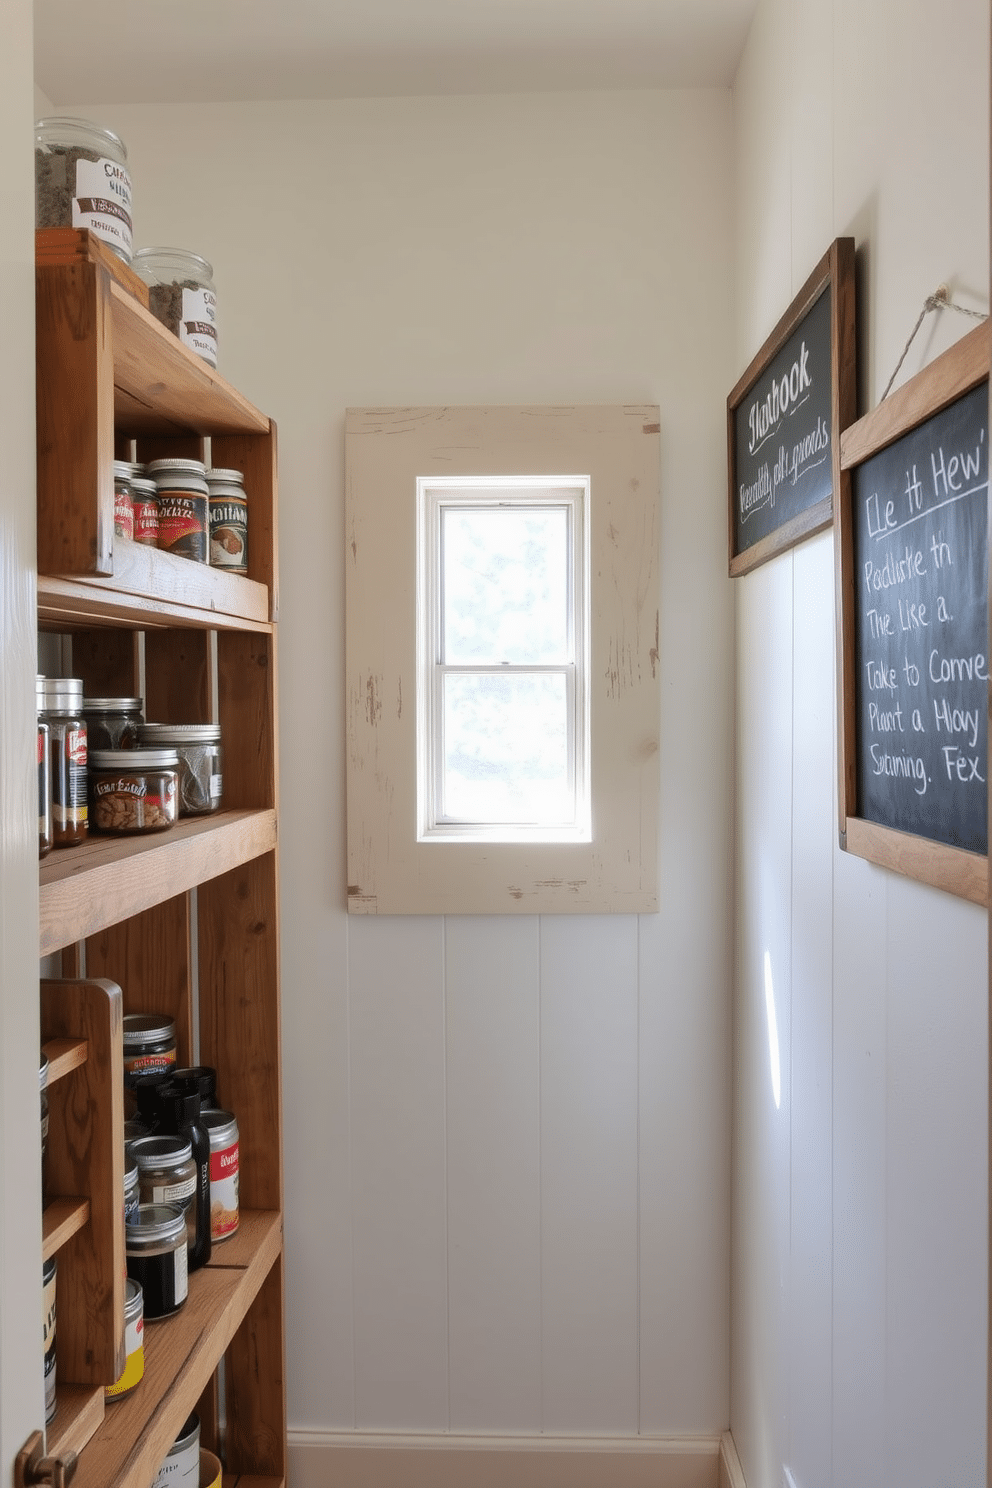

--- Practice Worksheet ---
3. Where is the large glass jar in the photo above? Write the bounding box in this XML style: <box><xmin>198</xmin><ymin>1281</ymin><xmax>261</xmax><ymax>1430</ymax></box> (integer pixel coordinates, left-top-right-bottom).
<box><xmin>133</xmin><ymin>248</ymin><xmax>218</xmax><ymax>367</ymax></box>
<box><xmin>37</xmin><ymin>676</ymin><xmax>87</xmax><ymax>847</ymax></box>
<box><xmin>89</xmin><ymin>748</ymin><xmax>178</xmax><ymax>834</ymax></box>
<box><xmin>138</xmin><ymin>723</ymin><xmax>222</xmax><ymax>815</ymax></box>
<box><xmin>83</xmin><ymin>696</ymin><xmax>143</xmax><ymax>751</ymax></box>
<box><xmin>35</xmin><ymin>117</ymin><xmax>133</xmax><ymax>264</ymax></box>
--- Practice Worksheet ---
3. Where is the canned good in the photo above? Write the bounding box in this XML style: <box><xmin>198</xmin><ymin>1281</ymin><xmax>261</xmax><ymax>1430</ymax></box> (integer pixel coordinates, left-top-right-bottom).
<box><xmin>37</xmin><ymin>676</ymin><xmax>87</xmax><ymax>847</ymax></box>
<box><xmin>42</xmin><ymin>1256</ymin><xmax>57</xmax><ymax>1424</ymax></box>
<box><xmin>199</xmin><ymin>1450</ymin><xmax>223</xmax><ymax>1488</ymax></box>
<box><xmin>147</xmin><ymin>459</ymin><xmax>209</xmax><ymax>563</ymax></box>
<box><xmin>134</xmin><ymin>247</ymin><xmax>218</xmax><ymax>368</ymax></box>
<box><xmin>206</xmin><ymin>468</ymin><xmax>247</xmax><ymax>574</ymax></box>
<box><xmin>83</xmin><ymin>697</ymin><xmax>143</xmax><ymax>751</ymax></box>
<box><xmin>89</xmin><ymin>747</ymin><xmax>178</xmax><ymax>834</ymax></box>
<box><xmin>35</xmin><ymin>116</ymin><xmax>133</xmax><ymax>264</ymax></box>
<box><xmin>114</xmin><ymin>460</ymin><xmax>134</xmax><ymax>540</ymax></box>
<box><xmin>201</xmin><ymin>1108</ymin><xmax>239</xmax><ymax>1241</ymax></box>
<box><xmin>123</xmin><ymin>1014</ymin><xmax>177</xmax><ymax>1118</ymax></box>
<box><xmin>138</xmin><ymin>724</ymin><xmax>222</xmax><ymax>816</ymax></box>
<box><xmin>152</xmin><ymin>1412</ymin><xmax>200</xmax><ymax>1488</ymax></box>
<box><xmin>105</xmin><ymin>1278</ymin><xmax>144</xmax><ymax>1401</ymax></box>
<box><xmin>132</xmin><ymin>477</ymin><xmax>159</xmax><ymax>546</ymax></box>
<box><xmin>125</xmin><ymin>1203</ymin><xmax>188</xmax><ymax>1321</ymax></box>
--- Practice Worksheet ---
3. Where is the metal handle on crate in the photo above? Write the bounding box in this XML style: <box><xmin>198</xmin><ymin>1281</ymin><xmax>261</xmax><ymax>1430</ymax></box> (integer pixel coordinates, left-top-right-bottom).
<box><xmin>14</xmin><ymin>1431</ymin><xmax>78</xmax><ymax>1488</ymax></box>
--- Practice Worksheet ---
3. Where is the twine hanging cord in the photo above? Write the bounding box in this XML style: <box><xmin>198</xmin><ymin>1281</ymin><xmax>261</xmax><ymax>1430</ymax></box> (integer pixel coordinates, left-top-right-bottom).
<box><xmin>881</xmin><ymin>284</ymin><xmax>988</xmax><ymax>401</ymax></box>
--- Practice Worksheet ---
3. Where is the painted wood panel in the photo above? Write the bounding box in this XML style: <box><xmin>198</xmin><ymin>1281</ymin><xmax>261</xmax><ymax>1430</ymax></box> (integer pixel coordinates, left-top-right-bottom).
<box><xmin>445</xmin><ymin>917</ymin><xmax>542</xmax><ymax>1431</ymax></box>
<box><xmin>539</xmin><ymin>915</ymin><xmax>639</xmax><ymax>1432</ymax></box>
<box><xmin>348</xmin><ymin>916</ymin><xmax>449</xmax><ymax>1428</ymax></box>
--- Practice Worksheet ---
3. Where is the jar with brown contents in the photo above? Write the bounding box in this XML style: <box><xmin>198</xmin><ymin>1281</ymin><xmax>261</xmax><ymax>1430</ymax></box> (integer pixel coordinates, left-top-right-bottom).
<box><xmin>89</xmin><ymin>748</ymin><xmax>178</xmax><ymax>834</ymax></box>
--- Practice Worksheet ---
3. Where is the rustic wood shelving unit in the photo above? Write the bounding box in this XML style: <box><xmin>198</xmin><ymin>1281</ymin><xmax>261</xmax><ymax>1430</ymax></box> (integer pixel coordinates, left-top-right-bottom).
<box><xmin>36</xmin><ymin>229</ymin><xmax>285</xmax><ymax>1488</ymax></box>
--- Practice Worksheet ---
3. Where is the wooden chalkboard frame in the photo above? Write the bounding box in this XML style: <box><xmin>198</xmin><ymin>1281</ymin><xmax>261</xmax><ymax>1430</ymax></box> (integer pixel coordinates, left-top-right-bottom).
<box><xmin>836</xmin><ymin>320</ymin><xmax>990</xmax><ymax>904</ymax></box>
<box><xmin>727</xmin><ymin>238</ymin><xmax>856</xmax><ymax>577</ymax></box>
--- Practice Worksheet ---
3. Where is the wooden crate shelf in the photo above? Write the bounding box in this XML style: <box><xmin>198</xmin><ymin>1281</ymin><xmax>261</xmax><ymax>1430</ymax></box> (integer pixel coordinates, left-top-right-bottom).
<box><xmin>42</xmin><ymin>1198</ymin><xmax>90</xmax><ymax>1261</ymax></box>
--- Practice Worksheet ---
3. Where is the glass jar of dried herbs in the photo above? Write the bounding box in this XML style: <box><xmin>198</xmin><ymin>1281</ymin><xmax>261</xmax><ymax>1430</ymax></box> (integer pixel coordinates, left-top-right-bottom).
<box><xmin>132</xmin><ymin>247</ymin><xmax>218</xmax><ymax>367</ymax></box>
<box><xmin>35</xmin><ymin>117</ymin><xmax>133</xmax><ymax>264</ymax></box>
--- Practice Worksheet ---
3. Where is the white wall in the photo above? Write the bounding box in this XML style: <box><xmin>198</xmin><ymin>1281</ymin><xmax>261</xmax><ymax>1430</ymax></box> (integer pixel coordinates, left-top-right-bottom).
<box><xmin>732</xmin><ymin>2</ymin><xmax>989</xmax><ymax>1487</ymax></box>
<box><xmin>53</xmin><ymin>92</ymin><xmax>736</xmax><ymax>1445</ymax></box>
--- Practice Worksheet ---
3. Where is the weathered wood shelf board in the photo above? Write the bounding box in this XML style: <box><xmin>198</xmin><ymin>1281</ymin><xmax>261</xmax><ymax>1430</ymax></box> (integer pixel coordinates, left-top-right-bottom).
<box><xmin>68</xmin><ymin>1213</ymin><xmax>282</xmax><ymax>1488</ymax></box>
<box><xmin>38</xmin><ymin>548</ymin><xmax>271</xmax><ymax>633</ymax></box>
<box><xmin>47</xmin><ymin>1384</ymin><xmax>105</xmax><ymax>1463</ymax></box>
<box><xmin>39</xmin><ymin>809</ymin><xmax>278</xmax><ymax>956</ymax></box>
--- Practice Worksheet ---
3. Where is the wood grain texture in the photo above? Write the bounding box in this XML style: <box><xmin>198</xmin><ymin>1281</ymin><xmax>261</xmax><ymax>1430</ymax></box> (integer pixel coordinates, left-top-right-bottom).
<box><xmin>212</xmin><ymin>427</ymin><xmax>280</xmax><ymax>622</ymax></box>
<box><xmin>37</xmin><ymin>548</ymin><xmax>271</xmax><ymax>634</ymax></box>
<box><xmin>844</xmin><ymin>816</ymin><xmax>987</xmax><ymax>904</ymax></box>
<box><xmin>71</xmin><ymin>629</ymin><xmax>141</xmax><ymax>700</ymax></box>
<box><xmin>225</xmin><ymin>1255</ymin><xmax>287</xmax><ymax>1480</ymax></box>
<box><xmin>144</xmin><ymin>629</ymin><xmax>211</xmax><ymax>725</ymax></box>
<box><xmin>40</xmin><ymin>977</ymin><xmax>125</xmax><ymax>1386</ymax></box>
<box><xmin>42</xmin><ymin>1198</ymin><xmax>91</xmax><ymax>1261</ymax></box>
<box><xmin>86</xmin><ymin>894</ymin><xmax>193</xmax><ymax>1066</ymax></box>
<box><xmin>46</xmin><ymin>1384</ymin><xmax>105</xmax><ymax>1463</ymax></box>
<box><xmin>43</xmin><ymin>1037</ymin><xmax>88</xmax><ymax>1083</ymax></box>
<box><xmin>35</xmin><ymin>228</ymin><xmax>149</xmax><ymax>308</ymax></box>
<box><xmin>217</xmin><ymin>630</ymin><xmax>277</xmax><ymax>811</ymax></box>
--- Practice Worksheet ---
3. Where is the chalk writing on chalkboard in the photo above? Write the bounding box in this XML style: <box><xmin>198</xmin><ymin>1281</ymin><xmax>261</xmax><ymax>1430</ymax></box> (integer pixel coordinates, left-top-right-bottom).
<box><xmin>853</xmin><ymin>379</ymin><xmax>988</xmax><ymax>854</ymax></box>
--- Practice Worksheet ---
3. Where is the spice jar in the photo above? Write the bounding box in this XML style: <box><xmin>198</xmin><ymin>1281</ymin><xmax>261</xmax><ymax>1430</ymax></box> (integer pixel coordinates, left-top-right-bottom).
<box><xmin>152</xmin><ymin>1412</ymin><xmax>200</xmax><ymax>1488</ymax></box>
<box><xmin>206</xmin><ymin>468</ymin><xmax>248</xmax><ymax>574</ymax></box>
<box><xmin>131</xmin><ymin>1134</ymin><xmax>197</xmax><ymax>1227</ymax></box>
<box><xmin>201</xmin><ymin>1108</ymin><xmax>239</xmax><ymax>1242</ymax></box>
<box><xmin>147</xmin><ymin>459</ymin><xmax>209</xmax><ymax>563</ymax></box>
<box><xmin>134</xmin><ymin>247</ymin><xmax>218</xmax><ymax>367</ymax></box>
<box><xmin>42</xmin><ymin>1256</ymin><xmax>57</xmax><ymax>1424</ymax></box>
<box><xmin>138</xmin><ymin>724</ymin><xmax>222</xmax><ymax>815</ymax></box>
<box><xmin>113</xmin><ymin>460</ymin><xmax>134</xmax><ymax>540</ymax></box>
<box><xmin>125</xmin><ymin>1203</ymin><xmax>188</xmax><ymax>1320</ymax></box>
<box><xmin>89</xmin><ymin>748</ymin><xmax>178</xmax><ymax>834</ymax></box>
<box><xmin>35</xmin><ymin>116</ymin><xmax>133</xmax><ymax>264</ymax></box>
<box><xmin>38</xmin><ymin>717</ymin><xmax>52</xmax><ymax>858</ymax></box>
<box><xmin>137</xmin><ymin>1083</ymin><xmax>212</xmax><ymax>1271</ymax></box>
<box><xmin>105</xmin><ymin>1278</ymin><xmax>144</xmax><ymax>1401</ymax></box>
<box><xmin>83</xmin><ymin>696</ymin><xmax>143</xmax><ymax>751</ymax></box>
<box><xmin>131</xmin><ymin>477</ymin><xmax>159</xmax><ymax>546</ymax></box>
<box><xmin>37</xmin><ymin>676</ymin><xmax>87</xmax><ymax>847</ymax></box>
<box><xmin>123</xmin><ymin>1014</ymin><xmax>177</xmax><ymax>1117</ymax></box>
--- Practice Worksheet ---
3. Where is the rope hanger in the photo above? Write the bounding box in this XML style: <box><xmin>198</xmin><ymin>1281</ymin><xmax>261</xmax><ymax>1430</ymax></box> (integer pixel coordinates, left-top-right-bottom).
<box><xmin>881</xmin><ymin>285</ymin><xmax>988</xmax><ymax>401</ymax></box>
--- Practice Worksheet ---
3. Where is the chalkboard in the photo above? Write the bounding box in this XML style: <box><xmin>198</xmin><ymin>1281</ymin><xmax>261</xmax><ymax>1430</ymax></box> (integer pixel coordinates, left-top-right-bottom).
<box><xmin>728</xmin><ymin>238</ymin><xmax>856</xmax><ymax>576</ymax></box>
<box><xmin>837</xmin><ymin>320</ymin><xmax>990</xmax><ymax>903</ymax></box>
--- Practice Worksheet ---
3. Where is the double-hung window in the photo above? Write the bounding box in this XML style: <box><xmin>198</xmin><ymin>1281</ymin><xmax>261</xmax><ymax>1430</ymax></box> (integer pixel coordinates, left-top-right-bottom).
<box><xmin>418</xmin><ymin>477</ymin><xmax>591</xmax><ymax>843</ymax></box>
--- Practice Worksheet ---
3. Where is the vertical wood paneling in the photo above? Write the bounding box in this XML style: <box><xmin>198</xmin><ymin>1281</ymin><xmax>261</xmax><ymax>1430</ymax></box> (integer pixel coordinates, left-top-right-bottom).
<box><xmin>349</xmin><ymin>915</ymin><xmax>448</xmax><ymax>1428</ymax></box>
<box><xmin>539</xmin><ymin>915</ymin><xmax>639</xmax><ymax>1432</ymax></box>
<box><xmin>445</xmin><ymin>917</ymin><xmax>542</xmax><ymax>1431</ymax></box>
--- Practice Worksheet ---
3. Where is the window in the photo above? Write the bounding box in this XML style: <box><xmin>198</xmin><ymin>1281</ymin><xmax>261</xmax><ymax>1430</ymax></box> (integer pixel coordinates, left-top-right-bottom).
<box><xmin>346</xmin><ymin>404</ymin><xmax>660</xmax><ymax>915</ymax></box>
<box><xmin>417</xmin><ymin>476</ymin><xmax>591</xmax><ymax>843</ymax></box>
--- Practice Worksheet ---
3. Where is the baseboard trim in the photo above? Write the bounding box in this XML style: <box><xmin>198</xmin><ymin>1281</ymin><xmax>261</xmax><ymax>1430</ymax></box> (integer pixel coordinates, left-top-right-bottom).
<box><xmin>719</xmin><ymin>1431</ymin><xmax>747</xmax><ymax>1488</ymax></box>
<box><xmin>287</xmin><ymin>1429</ymin><xmax>724</xmax><ymax>1488</ymax></box>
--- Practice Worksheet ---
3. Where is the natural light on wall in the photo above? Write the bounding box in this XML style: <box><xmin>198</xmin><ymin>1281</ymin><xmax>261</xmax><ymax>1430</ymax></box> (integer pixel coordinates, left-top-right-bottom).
<box><xmin>417</xmin><ymin>476</ymin><xmax>591</xmax><ymax>843</ymax></box>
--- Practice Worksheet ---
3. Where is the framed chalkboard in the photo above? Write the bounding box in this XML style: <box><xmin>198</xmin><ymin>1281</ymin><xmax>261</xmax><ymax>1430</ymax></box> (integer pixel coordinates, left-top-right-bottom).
<box><xmin>728</xmin><ymin>238</ymin><xmax>856</xmax><ymax>576</ymax></box>
<box><xmin>837</xmin><ymin>321</ymin><xmax>990</xmax><ymax>903</ymax></box>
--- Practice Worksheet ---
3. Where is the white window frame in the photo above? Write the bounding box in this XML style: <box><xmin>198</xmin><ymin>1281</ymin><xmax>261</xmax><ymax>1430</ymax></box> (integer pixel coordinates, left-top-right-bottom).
<box><xmin>417</xmin><ymin>475</ymin><xmax>592</xmax><ymax>845</ymax></box>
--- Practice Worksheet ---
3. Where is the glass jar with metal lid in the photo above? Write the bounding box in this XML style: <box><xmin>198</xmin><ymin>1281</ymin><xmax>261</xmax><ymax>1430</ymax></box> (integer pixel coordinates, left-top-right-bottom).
<box><xmin>146</xmin><ymin>458</ymin><xmax>209</xmax><ymax>563</ymax></box>
<box><xmin>125</xmin><ymin>1203</ymin><xmax>188</xmax><ymax>1320</ymax></box>
<box><xmin>37</xmin><ymin>676</ymin><xmax>87</xmax><ymax>847</ymax></box>
<box><xmin>89</xmin><ymin>747</ymin><xmax>178</xmax><ymax>834</ymax></box>
<box><xmin>123</xmin><ymin>1014</ymin><xmax>177</xmax><ymax>1118</ymax></box>
<box><xmin>113</xmin><ymin>460</ymin><xmax>134</xmax><ymax>540</ymax></box>
<box><xmin>35</xmin><ymin>117</ymin><xmax>133</xmax><ymax>264</ymax></box>
<box><xmin>138</xmin><ymin>723</ymin><xmax>222</xmax><ymax>815</ymax></box>
<box><xmin>130</xmin><ymin>1135</ymin><xmax>197</xmax><ymax>1245</ymax></box>
<box><xmin>131</xmin><ymin>476</ymin><xmax>159</xmax><ymax>546</ymax></box>
<box><xmin>133</xmin><ymin>247</ymin><xmax>218</xmax><ymax>367</ymax></box>
<box><xmin>82</xmin><ymin>696</ymin><xmax>143</xmax><ymax>751</ymax></box>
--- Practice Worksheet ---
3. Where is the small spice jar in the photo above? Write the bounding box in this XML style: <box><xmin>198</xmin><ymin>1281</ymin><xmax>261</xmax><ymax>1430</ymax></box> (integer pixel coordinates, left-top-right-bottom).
<box><xmin>83</xmin><ymin>696</ymin><xmax>143</xmax><ymax>751</ymax></box>
<box><xmin>206</xmin><ymin>468</ymin><xmax>248</xmax><ymax>574</ymax></box>
<box><xmin>89</xmin><ymin>748</ymin><xmax>178</xmax><ymax>834</ymax></box>
<box><xmin>147</xmin><ymin>459</ymin><xmax>209</xmax><ymax>563</ymax></box>
<box><xmin>105</xmin><ymin>1277</ymin><xmax>144</xmax><ymax>1402</ymax></box>
<box><xmin>123</xmin><ymin>1014</ymin><xmax>177</xmax><ymax>1118</ymax></box>
<box><xmin>37</xmin><ymin>676</ymin><xmax>87</xmax><ymax>847</ymax></box>
<box><xmin>42</xmin><ymin>1256</ymin><xmax>57</xmax><ymax>1424</ymax></box>
<box><xmin>35</xmin><ymin>116</ymin><xmax>133</xmax><ymax>264</ymax></box>
<box><xmin>125</xmin><ymin>1203</ymin><xmax>188</xmax><ymax>1320</ymax></box>
<box><xmin>113</xmin><ymin>460</ymin><xmax>134</xmax><ymax>540</ymax></box>
<box><xmin>138</xmin><ymin>724</ymin><xmax>222</xmax><ymax>816</ymax></box>
<box><xmin>38</xmin><ymin>715</ymin><xmax>52</xmax><ymax>858</ymax></box>
<box><xmin>152</xmin><ymin>1412</ymin><xmax>200</xmax><ymax>1488</ymax></box>
<box><xmin>134</xmin><ymin>246</ymin><xmax>218</xmax><ymax>367</ymax></box>
<box><xmin>201</xmin><ymin>1108</ymin><xmax>239</xmax><ymax>1242</ymax></box>
<box><xmin>131</xmin><ymin>477</ymin><xmax>159</xmax><ymax>546</ymax></box>
<box><xmin>131</xmin><ymin>1134</ymin><xmax>198</xmax><ymax>1231</ymax></box>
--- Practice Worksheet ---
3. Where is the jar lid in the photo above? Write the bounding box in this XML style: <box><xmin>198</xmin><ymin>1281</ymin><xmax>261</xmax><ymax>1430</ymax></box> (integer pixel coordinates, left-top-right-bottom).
<box><xmin>206</xmin><ymin>468</ymin><xmax>245</xmax><ymax>487</ymax></box>
<box><xmin>122</xmin><ymin>1013</ymin><xmax>176</xmax><ymax>1050</ymax></box>
<box><xmin>146</xmin><ymin>457</ymin><xmax>207</xmax><ymax>476</ymax></box>
<box><xmin>130</xmin><ymin>1134</ymin><xmax>193</xmax><ymax>1169</ymax></box>
<box><xmin>171</xmin><ymin>1413</ymin><xmax>201</xmax><ymax>1454</ymax></box>
<box><xmin>125</xmin><ymin>1202</ymin><xmax>186</xmax><ymax>1245</ymax></box>
<box><xmin>36</xmin><ymin>116</ymin><xmax>129</xmax><ymax>160</ymax></box>
<box><xmin>124</xmin><ymin>1150</ymin><xmax>138</xmax><ymax>1187</ymax></box>
<box><xmin>113</xmin><ymin>460</ymin><xmax>134</xmax><ymax>482</ymax></box>
<box><xmin>37</xmin><ymin>675</ymin><xmax>83</xmax><ymax>710</ymax></box>
<box><xmin>124</xmin><ymin>1277</ymin><xmax>143</xmax><ymax>1316</ymax></box>
<box><xmin>201</xmin><ymin>1109</ymin><xmax>238</xmax><ymax>1146</ymax></box>
<box><xmin>82</xmin><ymin>697</ymin><xmax>143</xmax><ymax>713</ymax></box>
<box><xmin>133</xmin><ymin>247</ymin><xmax>214</xmax><ymax>282</ymax></box>
<box><xmin>139</xmin><ymin>723</ymin><xmax>222</xmax><ymax>745</ymax></box>
<box><xmin>131</xmin><ymin>478</ymin><xmax>158</xmax><ymax>498</ymax></box>
<box><xmin>89</xmin><ymin>747</ymin><xmax>179</xmax><ymax>769</ymax></box>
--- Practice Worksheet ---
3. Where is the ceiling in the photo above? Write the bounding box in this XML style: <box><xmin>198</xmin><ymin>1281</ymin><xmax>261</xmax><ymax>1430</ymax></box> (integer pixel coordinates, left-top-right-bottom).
<box><xmin>34</xmin><ymin>0</ymin><xmax>758</xmax><ymax>105</ymax></box>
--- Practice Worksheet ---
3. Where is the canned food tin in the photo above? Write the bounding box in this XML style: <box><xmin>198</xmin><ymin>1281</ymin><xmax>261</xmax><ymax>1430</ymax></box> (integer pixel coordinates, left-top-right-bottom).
<box><xmin>126</xmin><ymin>1203</ymin><xmax>188</xmax><ymax>1320</ymax></box>
<box><xmin>152</xmin><ymin>1411</ymin><xmax>200</xmax><ymax>1488</ymax></box>
<box><xmin>123</xmin><ymin>1014</ymin><xmax>177</xmax><ymax>1118</ymax></box>
<box><xmin>201</xmin><ymin>1108</ymin><xmax>239</xmax><ymax>1241</ymax></box>
<box><xmin>132</xmin><ymin>477</ymin><xmax>159</xmax><ymax>545</ymax></box>
<box><xmin>42</xmin><ymin>1256</ymin><xmax>57</xmax><ymax>1424</ymax></box>
<box><xmin>147</xmin><ymin>459</ymin><xmax>209</xmax><ymax>563</ymax></box>
<box><xmin>206</xmin><ymin>468</ymin><xmax>248</xmax><ymax>574</ymax></box>
<box><xmin>114</xmin><ymin>460</ymin><xmax>134</xmax><ymax>539</ymax></box>
<box><xmin>105</xmin><ymin>1278</ymin><xmax>144</xmax><ymax>1400</ymax></box>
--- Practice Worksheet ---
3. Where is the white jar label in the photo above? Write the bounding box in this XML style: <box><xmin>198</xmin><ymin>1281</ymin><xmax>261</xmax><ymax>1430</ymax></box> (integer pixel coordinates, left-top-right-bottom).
<box><xmin>152</xmin><ymin>1175</ymin><xmax>197</xmax><ymax>1206</ymax></box>
<box><xmin>72</xmin><ymin>156</ymin><xmax>133</xmax><ymax>259</ymax></box>
<box><xmin>209</xmin><ymin>772</ymin><xmax>223</xmax><ymax>802</ymax></box>
<box><xmin>174</xmin><ymin>1239</ymin><xmax>188</xmax><ymax>1304</ymax></box>
<box><xmin>180</xmin><ymin>286</ymin><xmax>218</xmax><ymax>367</ymax></box>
